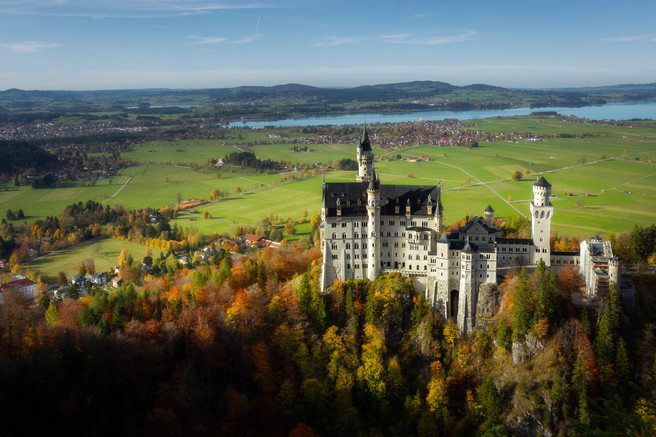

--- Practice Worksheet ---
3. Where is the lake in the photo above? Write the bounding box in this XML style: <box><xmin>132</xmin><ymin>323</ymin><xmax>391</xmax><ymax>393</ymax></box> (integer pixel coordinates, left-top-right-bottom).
<box><xmin>227</xmin><ymin>101</ymin><xmax>656</xmax><ymax>129</ymax></box>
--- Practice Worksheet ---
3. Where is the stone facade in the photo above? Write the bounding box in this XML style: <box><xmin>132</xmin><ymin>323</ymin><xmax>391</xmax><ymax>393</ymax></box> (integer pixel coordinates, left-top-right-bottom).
<box><xmin>320</xmin><ymin>129</ymin><xmax>616</xmax><ymax>333</ymax></box>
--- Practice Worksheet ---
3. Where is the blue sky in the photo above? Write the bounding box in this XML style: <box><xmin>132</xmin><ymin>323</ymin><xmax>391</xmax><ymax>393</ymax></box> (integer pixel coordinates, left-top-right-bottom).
<box><xmin>0</xmin><ymin>0</ymin><xmax>654</xmax><ymax>90</ymax></box>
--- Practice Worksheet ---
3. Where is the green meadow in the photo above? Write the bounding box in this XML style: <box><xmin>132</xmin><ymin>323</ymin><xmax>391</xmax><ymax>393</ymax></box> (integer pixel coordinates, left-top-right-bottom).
<box><xmin>5</xmin><ymin>115</ymin><xmax>656</xmax><ymax>277</ymax></box>
<box><xmin>23</xmin><ymin>237</ymin><xmax>150</xmax><ymax>281</ymax></box>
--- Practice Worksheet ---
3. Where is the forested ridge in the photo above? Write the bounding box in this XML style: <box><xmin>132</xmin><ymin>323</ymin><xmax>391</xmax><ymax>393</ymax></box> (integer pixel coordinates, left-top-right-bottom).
<box><xmin>1</xmin><ymin>243</ymin><xmax>656</xmax><ymax>436</ymax></box>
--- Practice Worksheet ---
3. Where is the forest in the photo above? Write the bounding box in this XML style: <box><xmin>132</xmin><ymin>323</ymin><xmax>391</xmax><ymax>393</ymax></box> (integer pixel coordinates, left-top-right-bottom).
<box><xmin>1</xmin><ymin>239</ymin><xmax>656</xmax><ymax>436</ymax></box>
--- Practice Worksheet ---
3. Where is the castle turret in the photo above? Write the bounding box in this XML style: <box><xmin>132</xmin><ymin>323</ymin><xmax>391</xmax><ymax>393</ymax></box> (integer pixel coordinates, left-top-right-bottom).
<box><xmin>484</xmin><ymin>204</ymin><xmax>494</xmax><ymax>228</ymax></box>
<box><xmin>609</xmin><ymin>257</ymin><xmax>620</xmax><ymax>290</ymax></box>
<box><xmin>458</xmin><ymin>238</ymin><xmax>476</xmax><ymax>334</ymax></box>
<box><xmin>366</xmin><ymin>171</ymin><xmax>381</xmax><ymax>280</ymax></box>
<box><xmin>530</xmin><ymin>176</ymin><xmax>553</xmax><ymax>266</ymax></box>
<box><xmin>356</xmin><ymin>128</ymin><xmax>374</xmax><ymax>182</ymax></box>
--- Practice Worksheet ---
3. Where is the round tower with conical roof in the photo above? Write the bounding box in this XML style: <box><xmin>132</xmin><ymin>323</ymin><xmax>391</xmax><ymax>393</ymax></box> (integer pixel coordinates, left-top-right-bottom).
<box><xmin>484</xmin><ymin>204</ymin><xmax>494</xmax><ymax>228</ymax></box>
<box><xmin>366</xmin><ymin>170</ymin><xmax>381</xmax><ymax>280</ymax></box>
<box><xmin>530</xmin><ymin>176</ymin><xmax>554</xmax><ymax>266</ymax></box>
<box><xmin>356</xmin><ymin>127</ymin><xmax>374</xmax><ymax>182</ymax></box>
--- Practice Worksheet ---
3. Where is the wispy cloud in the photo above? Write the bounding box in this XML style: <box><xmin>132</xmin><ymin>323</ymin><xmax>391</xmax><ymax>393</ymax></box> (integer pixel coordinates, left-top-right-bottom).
<box><xmin>190</xmin><ymin>36</ymin><xmax>228</xmax><ymax>45</ymax></box>
<box><xmin>0</xmin><ymin>1</ymin><xmax>274</xmax><ymax>19</ymax></box>
<box><xmin>189</xmin><ymin>34</ymin><xmax>262</xmax><ymax>45</ymax></box>
<box><xmin>229</xmin><ymin>34</ymin><xmax>263</xmax><ymax>44</ymax></box>
<box><xmin>0</xmin><ymin>41</ymin><xmax>63</xmax><ymax>53</ymax></box>
<box><xmin>601</xmin><ymin>35</ymin><xmax>656</xmax><ymax>42</ymax></box>
<box><xmin>311</xmin><ymin>36</ymin><xmax>355</xmax><ymax>47</ymax></box>
<box><xmin>381</xmin><ymin>31</ymin><xmax>477</xmax><ymax>45</ymax></box>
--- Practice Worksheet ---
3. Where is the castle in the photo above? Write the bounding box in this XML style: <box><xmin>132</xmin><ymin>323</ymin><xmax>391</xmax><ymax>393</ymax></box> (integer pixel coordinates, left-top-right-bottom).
<box><xmin>320</xmin><ymin>129</ymin><xmax>624</xmax><ymax>333</ymax></box>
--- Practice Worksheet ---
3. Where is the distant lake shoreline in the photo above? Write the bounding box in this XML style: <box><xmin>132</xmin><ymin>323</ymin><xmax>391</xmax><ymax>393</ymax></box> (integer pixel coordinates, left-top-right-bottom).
<box><xmin>227</xmin><ymin>101</ymin><xmax>656</xmax><ymax>129</ymax></box>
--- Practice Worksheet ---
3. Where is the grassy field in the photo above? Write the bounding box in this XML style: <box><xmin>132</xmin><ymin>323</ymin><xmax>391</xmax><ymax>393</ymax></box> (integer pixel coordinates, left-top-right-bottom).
<box><xmin>4</xmin><ymin>115</ymin><xmax>656</xmax><ymax>279</ymax></box>
<box><xmin>22</xmin><ymin>237</ymin><xmax>151</xmax><ymax>281</ymax></box>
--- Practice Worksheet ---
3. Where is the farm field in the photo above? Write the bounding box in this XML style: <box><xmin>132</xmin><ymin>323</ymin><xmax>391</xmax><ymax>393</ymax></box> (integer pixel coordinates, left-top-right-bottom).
<box><xmin>22</xmin><ymin>237</ymin><xmax>150</xmax><ymax>281</ymax></box>
<box><xmin>3</xmin><ymin>116</ymin><xmax>656</xmax><ymax>274</ymax></box>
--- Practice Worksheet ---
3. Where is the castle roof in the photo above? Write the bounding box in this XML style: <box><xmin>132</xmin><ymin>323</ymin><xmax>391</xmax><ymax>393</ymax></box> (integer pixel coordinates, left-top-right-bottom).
<box><xmin>534</xmin><ymin>176</ymin><xmax>552</xmax><ymax>188</ymax></box>
<box><xmin>322</xmin><ymin>182</ymin><xmax>441</xmax><ymax>218</ymax></box>
<box><xmin>357</xmin><ymin>127</ymin><xmax>372</xmax><ymax>152</ymax></box>
<box><xmin>484</xmin><ymin>204</ymin><xmax>494</xmax><ymax>213</ymax></box>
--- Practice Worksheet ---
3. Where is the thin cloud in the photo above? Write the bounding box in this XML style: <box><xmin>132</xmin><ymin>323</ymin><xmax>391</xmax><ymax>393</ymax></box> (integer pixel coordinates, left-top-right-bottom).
<box><xmin>0</xmin><ymin>1</ymin><xmax>273</xmax><ymax>19</ymax></box>
<box><xmin>601</xmin><ymin>35</ymin><xmax>656</xmax><ymax>42</ymax></box>
<box><xmin>0</xmin><ymin>41</ymin><xmax>64</xmax><ymax>53</ymax></box>
<box><xmin>229</xmin><ymin>34</ymin><xmax>263</xmax><ymax>44</ymax></box>
<box><xmin>381</xmin><ymin>31</ymin><xmax>477</xmax><ymax>45</ymax></box>
<box><xmin>189</xmin><ymin>34</ymin><xmax>262</xmax><ymax>45</ymax></box>
<box><xmin>190</xmin><ymin>36</ymin><xmax>228</xmax><ymax>44</ymax></box>
<box><xmin>311</xmin><ymin>36</ymin><xmax>355</xmax><ymax>47</ymax></box>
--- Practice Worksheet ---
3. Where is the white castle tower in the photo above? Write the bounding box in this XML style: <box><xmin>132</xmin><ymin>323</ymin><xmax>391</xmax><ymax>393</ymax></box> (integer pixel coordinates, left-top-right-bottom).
<box><xmin>484</xmin><ymin>204</ymin><xmax>494</xmax><ymax>228</ymax></box>
<box><xmin>366</xmin><ymin>171</ymin><xmax>381</xmax><ymax>280</ymax></box>
<box><xmin>356</xmin><ymin>128</ymin><xmax>374</xmax><ymax>182</ymax></box>
<box><xmin>530</xmin><ymin>176</ymin><xmax>553</xmax><ymax>266</ymax></box>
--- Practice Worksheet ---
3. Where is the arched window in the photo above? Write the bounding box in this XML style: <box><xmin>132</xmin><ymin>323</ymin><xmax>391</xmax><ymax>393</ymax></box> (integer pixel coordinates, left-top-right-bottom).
<box><xmin>355</xmin><ymin>243</ymin><xmax>359</xmax><ymax>249</ymax></box>
<box><xmin>408</xmin><ymin>255</ymin><xmax>413</xmax><ymax>260</ymax></box>
<box><xmin>534</xmin><ymin>211</ymin><xmax>539</xmax><ymax>218</ymax></box>
<box><xmin>546</xmin><ymin>211</ymin><xmax>550</xmax><ymax>218</ymax></box>
<box><xmin>540</xmin><ymin>211</ymin><xmax>545</xmax><ymax>219</ymax></box>
<box><xmin>331</xmin><ymin>233</ymin><xmax>336</xmax><ymax>239</ymax></box>
<box><xmin>409</xmin><ymin>265</ymin><xmax>412</xmax><ymax>270</ymax></box>
<box><xmin>342</xmin><ymin>233</ymin><xmax>346</xmax><ymax>239</ymax></box>
<box><xmin>346</xmin><ymin>243</ymin><xmax>350</xmax><ymax>249</ymax></box>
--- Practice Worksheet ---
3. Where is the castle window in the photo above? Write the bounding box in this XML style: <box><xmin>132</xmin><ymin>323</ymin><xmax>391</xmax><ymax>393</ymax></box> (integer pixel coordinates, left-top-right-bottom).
<box><xmin>331</xmin><ymin>193</ymin><xmax>335</xmax><ymax>197</ymax></box>
<box><xmin>409</xmin><ymin>265</ymin><xmax>412</xmax><ymax>270</ymax></box>
<box><xmin>331</xmin><ymin>244</ymin><xmax>337</xmax><ymax>250</ymax></box>
<box><xmin>400</xmin><ymin>221</ymin><xmax>406</xmax><ymax>226</ymax></box>
<box><xmin>354</xmin><ymin>222</ymin><xmax>359</xmax><ymax>227</ymax></box>
<box><xmin>331</xmin><ymin>223</ymin><xmax>337</xmax><ymax>228</ymax></box>
<box><xmin>546</xmin><ymin>211</ymin><xmax>550</xmax><ymax>218</ymax></box>
<box><xmin>332</xmin><ymin>233</ymin><xmax>336</xmax><ymax>239</ymax></box>
<box><xmin>424</xmin><ymin>265</ymin><xmax>427</xmax><ymax>270</ymax></box>
<box><xmin>389</xmin><ymin>220</ymin><xmax>395</xmax><ymax>226</ymax></box>
<box><xmin>355</xmin><ymin>243</ymin><xmax>359</xmax><ymax>249</ymax></box>
<box><xmin>332</xmin><ymin>255</ymin><xmax>338</xmax><ymax>259</ymax></box>
<box><xmin>346</xmin><ymin>254</ymin><xmax>350</xmax><ymax>259</ymax></box>
<box><xmin>347</xmin><ymin>264</ymin><xmax>351</xmax><ymax>269</ymax></box>
<box><xmin>424</xmin><ymin>255</ymin><xmax>428</xmax><ymax>260</ymax></box>
<box><xmin>424</xmin><ymin>235</ymin><xmax>428</xmax><ymax>240</ymax></box>
<box><xmin>346</xmin><ymin>243</ymin><xmax>350</xmax><ymax>249</ymax></box>
<box><xmin>342</xmin><ymin>222</ymin><xmax>347</xmax><ymax>227</ymax></box>
<box><xmin>342</xmin><ymin>233</ymin><xmax>346</xmax><ymax>239</ymax></box>
<box><xmin>540</xmin><ymin>211</ymin><xmax>545</xmax><ymax>219</ymax></box>
<box><xmin>347</xmin><ymin>200</ymin><xmax>351</xmax><ymax>205</ymax></box>
<box><xmin>355</xmin><ymin>233</ymin><xmax>359</xmax><ymax>239</ymax></box>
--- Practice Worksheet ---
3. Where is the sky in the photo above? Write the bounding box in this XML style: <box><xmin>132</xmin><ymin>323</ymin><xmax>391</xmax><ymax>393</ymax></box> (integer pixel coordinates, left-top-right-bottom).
<box><xmin>0</xmin><ymin>0</ymin><xmax>654</xmax><ymax>90</ymax></box>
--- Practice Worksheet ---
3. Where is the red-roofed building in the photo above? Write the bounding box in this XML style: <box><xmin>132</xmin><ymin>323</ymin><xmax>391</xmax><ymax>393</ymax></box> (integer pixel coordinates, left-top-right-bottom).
<box><xmin>0</xmin><ymin>277</ymin><xmax>37</xmax><ymax>303</ymax></box>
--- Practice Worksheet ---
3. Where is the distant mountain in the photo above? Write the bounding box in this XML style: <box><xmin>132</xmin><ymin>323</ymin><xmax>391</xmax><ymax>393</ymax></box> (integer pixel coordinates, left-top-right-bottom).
<box><xmin>551</xmin><ymin>83</ymin><xmax>656</xmax><ymax>94</ymax></box>
<box><xmin>0</xmin><ymin>81</ymin><xmax>654</xmax><ymax>121</ymax></box>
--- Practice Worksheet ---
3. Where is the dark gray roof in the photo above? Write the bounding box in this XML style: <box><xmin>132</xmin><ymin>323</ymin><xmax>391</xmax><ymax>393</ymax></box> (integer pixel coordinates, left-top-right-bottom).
<box><xmin>534</xmin><ymin>176</ymin><xmax>552</xmax><ymax>188</ymax></box>
<box><xmin>485</xmin><ymin>204</ymin><xmax>494</xmax><ymax>213</ymax></box>
<box><xmin>322</xmin><ymin>182</ymin><xmax>442</xmax><ymax>218</ymax></box>
<box><xmin>357</xmin><ymin>128</ymin><xmax>372</xmax><ymax>152</ymax></box>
